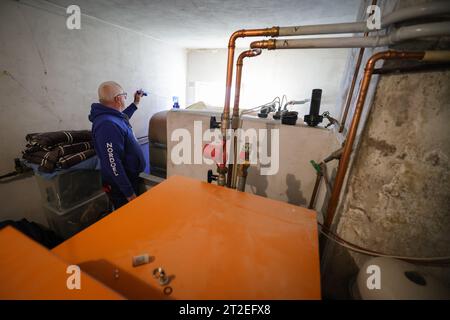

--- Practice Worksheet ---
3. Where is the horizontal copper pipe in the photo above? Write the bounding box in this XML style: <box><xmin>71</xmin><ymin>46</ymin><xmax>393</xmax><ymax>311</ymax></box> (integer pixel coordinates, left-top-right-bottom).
<box><xmin>324</xmin><ymin>50</ymin><xmax>426</xmax><ymax>229</ymax></box>
<box><xmin>250</xmin><ymin>39</ymin><xmax>276</xmax><ymax>50</ymax></box>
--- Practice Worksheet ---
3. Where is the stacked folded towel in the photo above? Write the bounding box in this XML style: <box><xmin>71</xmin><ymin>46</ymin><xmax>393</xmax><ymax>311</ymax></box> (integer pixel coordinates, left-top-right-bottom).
<box><xmin>22</xmin><ymin>130</ymin><xmax>96</xmax><ymax>172</ymax></box>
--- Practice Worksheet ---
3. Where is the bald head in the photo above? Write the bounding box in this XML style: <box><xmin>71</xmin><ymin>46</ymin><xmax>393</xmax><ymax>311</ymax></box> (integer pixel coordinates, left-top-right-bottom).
<box><xmin>98</xmin><ymin>81</ymin><xmax>126</xmax><ymax>111</ymax></box>
<box><xmin>98</xmin><ymin>81</ymin><xmax>123</xmax><ymax>102</ymax></box>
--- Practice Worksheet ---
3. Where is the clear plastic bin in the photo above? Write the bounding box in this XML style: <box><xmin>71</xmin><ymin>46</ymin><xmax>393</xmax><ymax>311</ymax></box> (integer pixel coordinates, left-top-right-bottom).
<box><xmin>44</xmin><ymin>192</ymin><xmax>111</xmax><ymax>239</ymax></box>
<box><xmin>35</xmin><ymin>170</ymin><xmax>103</xmax><ymax>211</ymax></box>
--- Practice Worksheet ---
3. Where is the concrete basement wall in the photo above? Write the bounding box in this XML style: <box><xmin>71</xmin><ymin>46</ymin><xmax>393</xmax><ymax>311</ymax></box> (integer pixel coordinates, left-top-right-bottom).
<box><xmin>321</xmin><ymin>0</ymin><xmax>450</xmax><ymax>299</ymax></box>
<box><xmin>0</xmin><ymin>0</ymin><xmax>186</xmax><ymax>225</ymax></box>
<box><xmin>323</xmin><ymin>70</ymin><xmax>450</xmax><ymax>299</ymax></box>
<box><xmin>166</xmin><ymin>110</ymin><xmax>341</xmax><ymax>220</ymax></box>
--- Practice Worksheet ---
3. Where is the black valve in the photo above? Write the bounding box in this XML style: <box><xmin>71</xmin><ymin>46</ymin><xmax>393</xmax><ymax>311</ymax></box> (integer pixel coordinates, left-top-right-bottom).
<box><xmin>210</xmin><ymin>116</ymin><xmax>221</xmax><ymax>129</ymax></box>
<box><xmin>258</xmin><ymin>104</ymin><xmax>276</xmax><ymax>118</ymax></box>
<box><xmin>304</xmin><ymin>89</ymin><xmax>324</xmax><ymax>127</ymax></box>
<box><xmin>257</xmin><ymin>111</ymin><xmax>268</xmax><ymax>118</ymax></box>
<box><xmin>281</xmin><ymin>111</ymin><xmax>298</xmax><ymax>125</ymax></box>
<box><xmin>272</xmin><ymin>109</ymin><xmax>283</xmax><ymax>120</ymax></box>
<box><xmin>207</xmin><ymin>169</ymin><xmax>218</xmax><ymax>183</ymax></box>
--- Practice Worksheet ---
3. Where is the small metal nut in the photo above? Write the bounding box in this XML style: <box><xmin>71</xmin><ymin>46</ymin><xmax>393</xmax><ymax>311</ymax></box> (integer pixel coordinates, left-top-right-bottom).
<box><xmin>163</xmin><ymin>286</ymin><xmax>173</xmax><ymax>295</ymax></box>
<box><xmin>153</xmin><ymin>267</ymin><xmax>169</xmax><ymax>286</ymax></box>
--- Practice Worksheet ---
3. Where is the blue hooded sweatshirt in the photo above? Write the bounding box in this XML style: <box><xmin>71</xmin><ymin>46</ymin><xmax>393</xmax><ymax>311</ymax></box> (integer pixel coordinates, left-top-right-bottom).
<box><xmin>89</xmin><ymin>103</ymin><xmax>146</xmax><ymax>198</ymax></box>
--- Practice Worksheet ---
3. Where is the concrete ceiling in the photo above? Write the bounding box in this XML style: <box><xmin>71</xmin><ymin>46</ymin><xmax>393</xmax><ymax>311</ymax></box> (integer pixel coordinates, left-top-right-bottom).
<box><xmin>48</xmin><ymin>0</ymin><xmax>361</xmax><ymax>48</ymax></box>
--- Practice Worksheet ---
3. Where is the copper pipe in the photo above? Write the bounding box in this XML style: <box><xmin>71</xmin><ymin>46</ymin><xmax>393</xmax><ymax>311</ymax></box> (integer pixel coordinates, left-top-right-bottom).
<box><xmin>222</xmin><ymin>28</ymin><xmax>279</xmax><ymax>137</ymax></box>
<box><xmin>227</xmin><ymin>49</ymin><xmax>262</xmax><ymax>187</ymax></box>
<box><xmin>339</xmin><ymin>0</ymin><xmax>377</xmax><ymax>134</ymax></box>
<box><xmin>250</xmin><ymin>39</ymin><xmax>276</xmax><ymax>50</ymax></box>
<box><xmin>309</xmin><ymin>168</ymin><xmax>322</xmax><ymax>209</ymax></box>
<box><xmin>236</xmin><ymin>143</ymin><xmax>251</xmax><ymax>192</ymax></box>
<box><xmin>232</xmin><ymin>49</ymin><xmax>262</xmax><ymax>121</ymax></box>
<box><xmin>218</xmin><ymin>27</ymin><xmax>278</xmax><ymax>186</ymax></box>
<box><xmin>339</xmin><ymin>48</ymin><xmax>365</xmax><ymax>133</ymax></box>
<box><xmin>228</xmin><ymin>135</ymin><xmax>239</xmax><ymax>188</ymax></box>
<box><xmin>324</xmin><ymin>50</ymin><xmax>426</xmax><ymax>229</ymax></box>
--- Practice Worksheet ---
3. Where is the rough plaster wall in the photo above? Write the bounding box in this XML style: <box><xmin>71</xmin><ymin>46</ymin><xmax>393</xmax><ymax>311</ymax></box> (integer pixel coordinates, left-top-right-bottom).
<box><xmin>324</xmin><ymin>71</ymin><xmax>450</xmax><ymax>299</ymax></box>
<box><xmin>338</xmin><ymin>72</ymin><xmax>450</xmax><ymax>259</ymax></box>
<box><xmin>322</xmin><ymin>0</ymin><xmax>450</xmax><ymax>298</ymax></box>
<box><xmin>0</xmin><ymin>0</ymin><xmax>186</xmax><ymax>224</ymax></box>
<box><xmin>166</xmin><ymin>110</ymin><xmax>340</xmax><ymax>219</ymax></box>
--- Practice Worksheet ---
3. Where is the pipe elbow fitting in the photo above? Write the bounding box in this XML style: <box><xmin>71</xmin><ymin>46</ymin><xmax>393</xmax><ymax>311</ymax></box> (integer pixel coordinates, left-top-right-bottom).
<box><xmin>250</xmin><ymin>39</ymin><xmax>276</xmax><ymax>50</ymax></box>
<box><xmin>251</xmin><ymin>48</ymin><xmax>262</xmax><ymax>55</ymax></box>
<box><xmin>228</xmin><ymin>30</ymin><xmax>245</xmax><ymax>48</ymax></box>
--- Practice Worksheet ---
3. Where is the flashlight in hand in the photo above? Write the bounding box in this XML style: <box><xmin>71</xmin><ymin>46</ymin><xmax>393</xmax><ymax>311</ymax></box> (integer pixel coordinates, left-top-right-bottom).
<box><xmin>137</xmin><ymin>89</ymin><xmax>148</xmax><ymax>96</ymax></box>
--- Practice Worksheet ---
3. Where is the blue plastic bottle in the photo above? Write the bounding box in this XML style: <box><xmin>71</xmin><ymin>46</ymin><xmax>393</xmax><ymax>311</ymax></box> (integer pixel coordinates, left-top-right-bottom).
<box><xmin>172</xmin><ymin>96</ymin><xmax>180</xmax><ymax>109</ymax></box>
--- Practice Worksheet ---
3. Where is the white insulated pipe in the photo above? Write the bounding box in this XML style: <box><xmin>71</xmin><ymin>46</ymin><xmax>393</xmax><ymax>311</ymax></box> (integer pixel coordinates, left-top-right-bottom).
<box><xmin>278</xmin><ymin>1</ymin><xmax>450</xmax><ymax>36</ymax></box>
<box><xmin>272</xmin><ymin>22</ymin><xmax>450</xmax><ymax>49</ymax></box>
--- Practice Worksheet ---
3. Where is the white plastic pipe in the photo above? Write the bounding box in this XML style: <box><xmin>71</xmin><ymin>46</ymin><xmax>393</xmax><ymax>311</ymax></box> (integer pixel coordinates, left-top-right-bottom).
<box><xmin>273</xmin><ymin>22</ymin><xmax>450</xmax><ymax>49</ymax></box>
<box><xmin>278</xmin><ymin>1</ymin><xmax>450</xmax><ymax>36</ymax></box>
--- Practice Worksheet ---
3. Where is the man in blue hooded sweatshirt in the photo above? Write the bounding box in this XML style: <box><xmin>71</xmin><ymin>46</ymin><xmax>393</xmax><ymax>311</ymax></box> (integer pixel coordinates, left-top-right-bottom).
<box><xmin>89</xmin><ymin>81</ymin><xmax>146</xmax><ymax>209</ymax></box>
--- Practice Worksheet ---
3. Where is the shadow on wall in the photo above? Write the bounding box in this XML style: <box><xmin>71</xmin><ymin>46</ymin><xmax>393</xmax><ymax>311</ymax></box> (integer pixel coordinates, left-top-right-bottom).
<box><xmin>286</xmin><ymin>174</ymin><xmax>307</xmax><ymax>206</ymax></box>
<box><xmin>246</xmin><ymin>166</ymin><xmax>268</xmax><ymax>197</ymax></box>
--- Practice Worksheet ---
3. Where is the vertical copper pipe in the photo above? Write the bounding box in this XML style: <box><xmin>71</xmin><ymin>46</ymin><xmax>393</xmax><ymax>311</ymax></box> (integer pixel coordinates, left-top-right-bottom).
<box><xmin>324</xmin><ymin>51</ymin><xmax>425</xmax><ymax>229</ymax></box>
<box><xmin>339</xmin><ymin>0</ymin><xmax>378</xmax><ymax>133</ymax></box>
<box><xmin>232</xmin><ymin>49</ymin><xmax>262</xmax><ymax>121</ymax></box>
<box><xmin>218</xmin><ymin>27</ymin><xmax>279</xmax><ymax>186</ymax></box>
<box><xmin>339</xmin><ymin>49</ymin><xmax>366</xmax><ymax>133</ymax></box>
<box><xmin>228</xmin><ymin>49</ymin><xmax>262</xmax><ymax>188</ymax></box>
<box><xmin>309</xmin><ymin>170</ymin><xmax>322</xmax><ymax>209</ymax></box>
<box><xmin>236</xmin><ymin>143</ymin><xmax>251</xmax><ymax>192</ymax></box>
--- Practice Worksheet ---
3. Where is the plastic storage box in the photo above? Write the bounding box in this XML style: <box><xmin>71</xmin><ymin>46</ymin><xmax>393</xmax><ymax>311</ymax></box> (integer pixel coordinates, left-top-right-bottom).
<box><xmin>44</xmin><ymin>192</ymin><xmax>111</xmax><ymax>239</ymax></box>
<box><xmin>35</xmin><ymin>170</ymin><xmax>103</xmax><ymax>211</ymax></box>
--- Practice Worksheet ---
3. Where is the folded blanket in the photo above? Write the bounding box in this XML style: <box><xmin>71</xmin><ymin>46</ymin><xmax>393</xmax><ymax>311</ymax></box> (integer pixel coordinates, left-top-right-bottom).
<box><xmin>54</xmin><ymin>141</ymin><xmax>93</xmax><ymax>156</ymax></box>
<box><xmin>26</xmin><ymin>130</ymin><xmax>92</xmax><ymax>149</ymax></box>
<box><xmin>57</xmin><ymin>149</ymin><xmax>96</xmax><ymax>169</ymax></box>
<box><xmin>22</xmin><ymin>130</ymin><xmax>95</xmax><ymax>173</ymax></box>
<box><xmin>23</xmin><ymin>141</ymin><xmax>92</xmax><ymax>155</ymax></box>
<box><xmin>22</xmin><ymin>146</ymin><xmax>96</xmax><ymax>173</ymax></box>
<box><xmin>22</xmin><ymin>150</ymin><xmax>57</xmax><ymax>173</ymax></box>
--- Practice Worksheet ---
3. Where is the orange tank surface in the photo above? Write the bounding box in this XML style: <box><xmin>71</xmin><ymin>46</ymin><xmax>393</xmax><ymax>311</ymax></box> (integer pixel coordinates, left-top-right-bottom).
<box><xmin>0</xmin><ymin>226</ymin><xmax>123</xmax><ymax>300</ymax></box>
<box><xmin>52</xmin><ymin>175</ymin><xmax>321</xmax><ymax>299</ymax></box>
